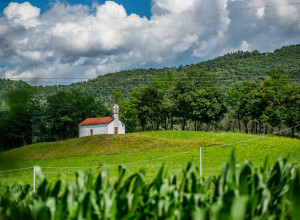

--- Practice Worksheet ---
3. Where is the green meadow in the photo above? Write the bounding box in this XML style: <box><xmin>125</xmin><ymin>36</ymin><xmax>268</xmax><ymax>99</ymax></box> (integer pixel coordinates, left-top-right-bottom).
<box><xmin>0</xmin><ymin>131</ymin><xmax>299</xmax><ymax>186</ymax></box>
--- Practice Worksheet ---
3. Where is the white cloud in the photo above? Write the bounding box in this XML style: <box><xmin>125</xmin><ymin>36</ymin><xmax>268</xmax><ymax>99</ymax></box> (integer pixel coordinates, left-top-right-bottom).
<box><xmin>4</xmin><ymin>2</ymin><xmax>40</xmax><ymax>28</ymax></box>
<box><xmin>257</xmin><ymin>7</ymin><xmax>265</xmax><ymax>18</ymax></box>
<box><xmin>240</xmin><ymin>41</ymin><xmax>251</xmax><ymax>51</ymax></box>
<box><xmin>0</xmin><ymin>0</ymin><xmax>299</xmax><ymax>85</ymax></box>
<box><xmin>151</xmin><ymin>0</ymin><xmax>195</xmax><ymax>14</ymax></box>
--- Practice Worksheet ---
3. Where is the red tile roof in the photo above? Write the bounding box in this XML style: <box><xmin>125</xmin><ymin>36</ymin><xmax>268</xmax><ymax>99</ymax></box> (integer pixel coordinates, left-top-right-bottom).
<box><xmin>78</xmin><ymin>117</ymin><xmax>114</xmax><ymax>126</ymax></box>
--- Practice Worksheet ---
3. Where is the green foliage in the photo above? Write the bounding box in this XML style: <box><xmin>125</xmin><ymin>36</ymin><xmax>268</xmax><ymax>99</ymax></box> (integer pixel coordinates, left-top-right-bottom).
<box><xmin>1</xmin><ymin>90</ymin><xmax>109</xmax><ymax>149</ymax></box>
<box><xmin>226</xmin><ymin>69</ymin><xmax>299</xmax><ymax>136</ymax></box>
<box><xmin>0</xmin><ymin>79</ymin><xmax>30</xmax><ymax>110</ymax></box>
<box><xmin>284</xmin><ymin>85</ymin><xmax>300</xmax><ymax>137</ymax></box>
<box><xmin>46</xmin><ymin>90</ymin><xmax>109</xmax><ymax>141</ymax></box>
<box><xmin>192</xmin><ymin>88</ymin><xmax>226</xmax><ymax>130</ymax></box>
<box><xmin>131</xmin><ymin>86</ymin><xmax>164</xmax><ymax>131</ymax></box>
<box><xmin>0</xmin><ymin>88</ymin><xmax>40</xmax><ymax>149</ymax></box>
<box><xmin>119</xmin><ymin>99</ymin><xmax>138</xmax><ymax>133</ymax></box>
<box><xmin>0</xmin><ymin>156</ymin><xmax>299</xmax><ymax>219</ymax></box>
<box><xmin>111</xmin><ymin>91</ymin><xmax>124</xmax><ymax>104</ymax></box>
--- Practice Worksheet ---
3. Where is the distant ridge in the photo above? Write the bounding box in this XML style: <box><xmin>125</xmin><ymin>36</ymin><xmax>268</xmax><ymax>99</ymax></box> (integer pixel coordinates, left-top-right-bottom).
<box><xmin>1</xmin><ymin>44</ymin><xmax>299</xmax><ymax>106</ymax></box>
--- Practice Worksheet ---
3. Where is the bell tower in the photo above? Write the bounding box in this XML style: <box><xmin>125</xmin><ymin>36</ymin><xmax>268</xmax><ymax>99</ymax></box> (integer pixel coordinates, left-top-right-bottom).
<box><xmin>112</xmin><ymin>104</ymin><xmax>119</xmax><ymax>120</ymax></box>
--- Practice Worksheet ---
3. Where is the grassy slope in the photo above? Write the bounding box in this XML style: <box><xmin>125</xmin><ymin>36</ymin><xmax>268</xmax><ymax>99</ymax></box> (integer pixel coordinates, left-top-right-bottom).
<box><xmin>0</xmin><ymin>131</ymin><xmax>299</xmax><ymax>185</ymax></box>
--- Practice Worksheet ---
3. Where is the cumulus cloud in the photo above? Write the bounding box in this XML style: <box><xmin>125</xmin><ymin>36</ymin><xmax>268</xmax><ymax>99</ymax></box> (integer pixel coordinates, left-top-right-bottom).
<box><xmin>0</xmin><ymin>0</ymin><xmax>299</xmax><ymax>85</ymax></box>
<box><xmin>3</xmin><ymin>2</ymin><xmax>40</xmax><ymax>28</ymax></box>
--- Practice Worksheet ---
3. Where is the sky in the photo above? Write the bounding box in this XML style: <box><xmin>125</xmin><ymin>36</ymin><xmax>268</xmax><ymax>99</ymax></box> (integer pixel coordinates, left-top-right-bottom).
<box><xmin>0</xmin><ymin>0</ymin><xmax>299</xmax><ymax>85</ymax></box>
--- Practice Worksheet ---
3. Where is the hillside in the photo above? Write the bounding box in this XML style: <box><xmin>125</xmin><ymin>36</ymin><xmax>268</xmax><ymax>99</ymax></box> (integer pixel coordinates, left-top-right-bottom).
<box><xmin>1</xmin><ymin>131</ymin><xmax>299</xmax><ymax>185</ymax></box>
<box><xmin>1</xmin><ymin>44</ymin><xmax>299</xmax><ymax>106</ymax></box>
<box><xmin>38</xmin><ymin>44</ymin><xmax>300</xmax><ymax>105</ymax></box>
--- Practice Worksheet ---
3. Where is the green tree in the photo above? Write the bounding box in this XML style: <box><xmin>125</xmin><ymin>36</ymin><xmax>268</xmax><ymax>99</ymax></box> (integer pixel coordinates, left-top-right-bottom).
<box><xmin>131</xmin><ymin>86</ymin><xmax>163</xmax><ymax>131</ymax></box>
<box><xmin>226</xmin><ymin>82</ymin><xmax>259</xmax><ymax>134</ymax></box>
<box><xmin>260</xmin><ymin>69</ymin><xmax>291</xmax><ymax>136</ymax></box>
<box><xmin>119</xmin><ymin>99</ymin><xmax>138</xmax><ymax>133</ymax></box>
<box><xmin>192</xmin><ymin>88</ymin><xmax>226</xmax><ymax>131</ymax></box>
<box><xmin>284</xmin><ymin>84</ymin><xmax>300</xmax><ymax>138</ymax></box>
<box><xmin>226</xmin><ymin>83</ymin><xmax>243</xmax><ymax>132</ymax></box>
<box><xmin>1</xmin><ymin>88</ymin><xmax>42</xmax><ymax>149</ymax></box>
<box><xmin>173</xmin><ymin>70</ymin><xmax>217</xmax><ymax>130</ymax></box>
<box><xmin>149</xmin><ymin>72</ymin><xmax>177</xmax><ymax>130</ymax></box>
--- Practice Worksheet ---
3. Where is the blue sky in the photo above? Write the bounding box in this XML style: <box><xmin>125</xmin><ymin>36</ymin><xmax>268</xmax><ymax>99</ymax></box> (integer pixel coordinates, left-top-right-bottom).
<box><xmin>0</xmin><ymin>0</ymin><xmax>152</xmax><ymax>18</ymax></box>
<box><xmin>0</xmin><ymin>0</ymin><xmax>299</xmax><ymax>85</ymax></box>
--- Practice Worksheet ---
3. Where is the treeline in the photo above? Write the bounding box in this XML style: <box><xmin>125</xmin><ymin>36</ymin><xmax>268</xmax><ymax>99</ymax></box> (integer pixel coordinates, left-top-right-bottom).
<box><xmin>0</xmin><ymin>90</ymin><xmax>108</xmax><ymax>150</ymax></box>
<box><xmin>0</xmin><ymin>69</ymin><xmax>299</xmax><ymax>150</ymax></box>
<box><xmin>119</xmin><ymin>69</ymin><xmax>300</xmax><ymax>137</ymax></box>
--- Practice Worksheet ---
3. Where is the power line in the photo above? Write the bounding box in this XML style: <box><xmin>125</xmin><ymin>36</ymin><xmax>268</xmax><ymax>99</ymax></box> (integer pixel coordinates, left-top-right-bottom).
<box><xmin>3</xmin><ymin>16</ymin><xmax>300</xmax><ymax>36</ymax></box>
<box><xmin>2</xmin><ymin>79</ymin><xmax>298</xmax><ymax>84</ymax></box>
<box><xmin>2</xmin><ymin>85</ymin><xmax>297</xmax><ymax>90</ymax></box>
<box><xmin>15</xmin><ymin>78</ymin><xmax>298</xmax><ymax>82</ymax></box>
<box><xmin>2</xmin><ymin>75</ymin><xmax>299</xmax><ymax>80</ymax></box>
<box><xmin>8</xmin><ymin>2</ymin><xmax>300</xmax><ymax>24</ymax></box>
<box><xmin>6</xmin><ymin>81</ymin><xmax>299</xmax><ymax>86</ymax></box>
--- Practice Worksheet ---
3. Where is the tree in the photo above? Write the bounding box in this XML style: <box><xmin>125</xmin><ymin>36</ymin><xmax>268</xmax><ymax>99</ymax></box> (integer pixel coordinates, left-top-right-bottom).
<box><xmin>131</xmin><ymin>86</ymin><xmax>163</xmax><ymax>131</ymax></box>
<box><xmin>284</xmin><ymin>84</ymin><xmax>300</xmax><ymax>138</ymax></box>
<box><xmin>260</xmin><ymin>69</ymin><xmax>291</xmax><ymax>136</ymax></box>
<box><xmin>149</xmin><ymin>72</ymin><xmax>177</xmax><ymax>130</ymax></box>
<box><xmin>173</xmin><ymin>70</ymin><xmax>217</xmax><ymax>130</ymax></box>
<box><xmin>192</xmin><ymin>88</ymin><xmax>226</xmax><ymax>131</ymax></box>
<box><xmin>119</xmin><ymin>99</ymin><xmax>138</xmax><ymax>133</ymax></box>
<box><xmin>226</xmin><ymin>81</ymin><xmax>259</xmax><ymax>134</ymax></box>
<box><xmin>1</xmin><ymin>88</ymin><xmax>43</xmax><ymax>149</ymax></box>
<box><xmin>226</xmin><ymin>83</ymin><xmax>243</xmax><ymax>132</ymax></box>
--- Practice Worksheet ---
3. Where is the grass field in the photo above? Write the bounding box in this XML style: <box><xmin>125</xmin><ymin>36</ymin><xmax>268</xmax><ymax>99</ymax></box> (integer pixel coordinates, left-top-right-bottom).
<box><xmin>0</xmin><ymin>131</ymin><xmax>299</xmax><ymax>186</ymax></box>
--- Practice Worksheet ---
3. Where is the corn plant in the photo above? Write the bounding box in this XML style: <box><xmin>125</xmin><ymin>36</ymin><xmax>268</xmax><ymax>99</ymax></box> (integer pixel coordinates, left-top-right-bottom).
<box><xmin>0</xmin><ymin>154</ymin><xmax>299</xmax><ymax>219</ymax></box>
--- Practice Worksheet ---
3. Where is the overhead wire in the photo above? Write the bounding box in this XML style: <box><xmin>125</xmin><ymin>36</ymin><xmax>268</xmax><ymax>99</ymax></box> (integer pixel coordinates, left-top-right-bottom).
<box><xmin>2</xmin><ymin>75</ymin><xmax>299</xmax><ymax>80</ymax></box>
<box><xmin>6</xmin><ymin>2</ymin><xmax>300</xmax><ymax>24</ymax></box>
<box><xmin>4</xmin><ymin>16</ymin><xmax>300</xmax><ymax>36</ymax></box>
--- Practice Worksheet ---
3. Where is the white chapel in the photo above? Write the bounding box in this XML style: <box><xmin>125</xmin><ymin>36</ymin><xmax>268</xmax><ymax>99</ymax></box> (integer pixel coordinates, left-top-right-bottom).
<box><xmin>78</xmin><ymin>104</ymin><xmax>125</xmax><ymax>137</ymax></box>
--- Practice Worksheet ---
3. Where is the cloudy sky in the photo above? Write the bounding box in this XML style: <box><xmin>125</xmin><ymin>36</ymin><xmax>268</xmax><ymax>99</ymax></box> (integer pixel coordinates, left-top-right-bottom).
<box><xmin>0</xmin><ymin>0</ymin><xmax>299</xmax><ymax>85</ymax></box>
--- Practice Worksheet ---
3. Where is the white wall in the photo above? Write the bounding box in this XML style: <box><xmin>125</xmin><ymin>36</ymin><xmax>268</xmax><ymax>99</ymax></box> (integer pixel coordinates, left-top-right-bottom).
<box><xmin>107</xmin><ymin>118</ymin><xmax>125</xmax><ymax>134</ymax></box>
<box><xmin>79</xmin><ymin>124</ymin><xmax>108</xmax><ymax>137</ymax></box>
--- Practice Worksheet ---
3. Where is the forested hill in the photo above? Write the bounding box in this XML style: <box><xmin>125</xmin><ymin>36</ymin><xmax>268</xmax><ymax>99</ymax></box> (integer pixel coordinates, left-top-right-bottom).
<box><xmin>1</xmin><ymin>44</ymin><xmax>300</xmax><ymax>106</ymax></box>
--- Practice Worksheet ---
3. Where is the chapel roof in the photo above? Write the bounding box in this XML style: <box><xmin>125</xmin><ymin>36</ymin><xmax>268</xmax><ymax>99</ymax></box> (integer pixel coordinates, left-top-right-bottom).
<box><xmin>78</xmin><ymin>117</ymin><xmax>114</xmax><ymax>126</ymax></box>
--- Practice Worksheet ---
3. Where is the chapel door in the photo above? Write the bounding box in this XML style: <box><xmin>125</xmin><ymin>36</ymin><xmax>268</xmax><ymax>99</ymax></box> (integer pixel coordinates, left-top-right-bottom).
<box><xmin>114</xmin><ymin>127</ymin><xmax>118</xmax><ymax>134</ymax></box>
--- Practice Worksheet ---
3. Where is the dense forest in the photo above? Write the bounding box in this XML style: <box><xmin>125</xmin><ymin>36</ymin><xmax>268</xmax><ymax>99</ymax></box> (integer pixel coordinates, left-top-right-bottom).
<box><xmin>0</xmin><ymin>44</ymin><xmax>299</xmax><ymax>150</ymax></box>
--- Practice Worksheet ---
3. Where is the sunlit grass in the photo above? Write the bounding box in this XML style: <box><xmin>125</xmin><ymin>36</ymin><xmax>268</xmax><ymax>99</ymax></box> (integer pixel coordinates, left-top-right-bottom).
<box><xmin>0</xmin><ymin>131</ymin><xmax>299</xmax><ymax>186</ymax></box>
